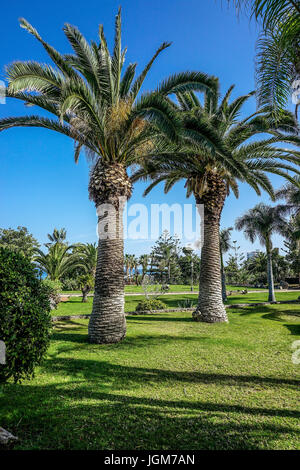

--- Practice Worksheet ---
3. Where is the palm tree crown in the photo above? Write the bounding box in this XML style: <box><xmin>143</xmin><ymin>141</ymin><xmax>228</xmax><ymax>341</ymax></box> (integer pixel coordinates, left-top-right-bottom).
<box><xmin>227</xmin><ymin>1</ymin><xmax>300</xmax><ymax>117</ymax></box>
<box><xmin>134</xmin><ymin>83</ymin><xmax>300</xmax><ymax>201</ymax></box>
<box><xmin>33</xmin><ymin>243</ymin><xmax>85</xmax><ymax>281</ymax></box>
<box><xmin>220</xmin><ymin>227</ymin><xmax>233</xmax><ymax>255</ymax></box>
<box><xmin>235</xmin><ymin>203</ymin><xmax>287</xmax><ymax>250</ymax></box>
<box><xmin>275</xmin><ymin>175</ymin><xmax>300</xmax><ymax>216</ymax></box>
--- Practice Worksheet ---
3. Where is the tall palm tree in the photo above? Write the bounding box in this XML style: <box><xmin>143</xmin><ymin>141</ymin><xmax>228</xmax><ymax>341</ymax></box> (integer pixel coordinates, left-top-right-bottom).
<box><xmin>126</xmin><ymin>254</ymin><xmax>136</xmax><ymax>284</ymax></box>
<box><xmin>77</xmin><ymin>242</ymin><xmax>97</xmax><ymax>276</ymax></box>
<box><xmin>220</xmin><ymin>227</ymin><xmax>233</xmax><ymax>301</ymax></box>
<box><xmin>124</xmin><ymin>254</ymin><xmax>131</xmax><ymax>283</ymax></box>
<box><xmin>45</xmin><ymin>228</ymin><xmax>67</xmax><ymax>248</ymax></box>
<box><xmin>235</xmin><ymin>203</ymin><xmax>288</xmax><ymax>301</ymax></box>
<box><xmin>0</xmin><ymin>10</ymin><xmax>215</xmax><ymax>343</ymax></box>
<box><xmin>132</xmin><ymin>256</ymin><xmax>140</xmax><ymax>285</ymax></box>
<box><xmin>133</xmin><ymin>82</ymin><xmax>300</xmax><ymax>322</ymax></box>
<box><xmin>33</xmin><ymin>243</ymin><xmax>85</xmax><ymax>281</ymax></box>
<box><xmin>226</xmin><ymin>0</ymin><xmax>300</xmax><ymax>117</ymax></box>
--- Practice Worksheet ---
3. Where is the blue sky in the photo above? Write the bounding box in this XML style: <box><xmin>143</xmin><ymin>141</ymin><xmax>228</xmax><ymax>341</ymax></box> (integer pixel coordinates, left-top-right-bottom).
<box><xmin>0</xmin><ymin>0</ymin><xmax>291</xmax><ymax>259</ymax></box>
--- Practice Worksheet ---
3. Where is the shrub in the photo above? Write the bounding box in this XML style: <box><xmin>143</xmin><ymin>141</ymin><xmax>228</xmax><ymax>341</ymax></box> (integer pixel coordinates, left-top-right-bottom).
<box><xmin>177</xmin><ymin>299</ymin><xmax>196</xmax><ymax>309</ymax></box>
<box><xmin>42</xmin><ymin>279</ymin><xmax>62</xmax><ymax>309</ymax></box>
<box><xmin>135</xmin><ymin>299</ymin><xmax>166</xmax><ymax>313</ymax></box>
<box><xmin>0</xmin><ymin>248</ymin><xmax>52</xmax><ymax>383</ymax></box>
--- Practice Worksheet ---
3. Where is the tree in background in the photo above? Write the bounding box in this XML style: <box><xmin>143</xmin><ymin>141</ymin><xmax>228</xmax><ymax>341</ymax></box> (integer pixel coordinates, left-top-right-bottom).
<box><xmin>45</xmin><ymin>228</ymin><xmax>67</xmax><ymax>248</ymax></box>
<box><xmin>220</xmin><ymin>227</ymin><xmax>233</xmax><ymax>301</ymax></box>
<box><xmin>178</xmin><ymin>247</ymin><xmax>201</xmax><ymax>288</ymax></box>
<box><xmin>124</xmin><ymin>254</ymin><xmax>131</xmax><ymax>284</ymax></box>
<box><xmin>276</xmin><ymin>176</ymin><xmax>300</xmax><ymax>216</ymax></box>
<box><xmin>139</xmin><ymin>254</ymin><xmax>150</xmax><ymax>284</ymax></box>
<box><xmin>149</xmin><ymin>231</ymin><xmax>181</xmax><ymax>283</ymax></box>
<box><xmin>226</xmin><ymin>0</ymin><xmax>300</xmax><ymax>117</ymax></box>
<box><xmin>236</xmin><ymin>203</ymin><xmax>288</xmax><ymax>301</ymax></box>
<box><xmin>33</xmin><ymin>243</ymin><xmax>85</xmax><ymax>281</ymax></box>
<box><xmin>77</xmin><ymin>243</ymin><xmax>97</xmax><ymax>301</ymax></box>
<box><xmin>0</xmin><ymin>226</ymin><xmax>40</xmax><ymax>260</ymax></box>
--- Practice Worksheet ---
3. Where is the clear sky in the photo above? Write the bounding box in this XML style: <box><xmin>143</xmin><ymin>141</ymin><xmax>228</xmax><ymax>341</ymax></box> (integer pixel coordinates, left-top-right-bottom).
<box><xmin>0</xmin><ymin>0</ymin><xmax>291</xmax><ymax>259</ymax></box>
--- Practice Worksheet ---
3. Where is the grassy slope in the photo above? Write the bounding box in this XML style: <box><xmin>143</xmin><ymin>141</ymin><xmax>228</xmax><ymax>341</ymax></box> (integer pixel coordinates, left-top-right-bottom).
<box><xmin>52</xmin><ymin>291</ymin><xmax>300</xmax><ymax>317</ymax></box>
<box><xmin>1</xmin><ymin>304</ymin><xmax>299</xmax><ymax>450</ymax></box>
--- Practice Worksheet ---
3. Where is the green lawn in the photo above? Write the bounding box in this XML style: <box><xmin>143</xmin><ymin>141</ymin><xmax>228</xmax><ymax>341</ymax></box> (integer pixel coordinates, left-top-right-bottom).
<box><xmin>52</xmin><ymin>290</ymin><xmax>300</xmax><ymax>317</ymax></box>
<box><xmin>1</xmin><ymin>304</ymin><xmax>300</xmax><ymax>449</ymax></box>
<box><xmin>61</xmin><ymin>284</ymin><xmax>270</xmax><ymax>295</ymax></box>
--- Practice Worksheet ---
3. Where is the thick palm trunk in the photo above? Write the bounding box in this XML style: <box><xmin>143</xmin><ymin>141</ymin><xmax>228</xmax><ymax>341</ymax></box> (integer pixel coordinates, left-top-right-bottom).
<box><xmin>88</xmin><ymin>162</ymin><xmax>132</xmax><ymax>344</ymax></box>
<box><xmin>88</xmin><ymin>204</ymin><xmax>126</xmax><ymax>343</ymax></box>
<box><xmin>193</xmin><ymin>172</ymin><xmax>228</xmax><ymax>323</ymax></box>
<box><xmin>267</xmin><ymin>250</ymin><xmax>276</xmax><ymax>302</ymax></box>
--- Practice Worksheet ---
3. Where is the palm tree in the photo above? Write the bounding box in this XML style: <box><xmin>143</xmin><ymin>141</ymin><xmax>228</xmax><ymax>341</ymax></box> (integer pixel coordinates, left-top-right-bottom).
<box><xmin>275</xmin><ymin>176</ymin><xmax>300</xmax><ymax>216</ymax></box>
<box><xmin>226</xmin><ymin>0</ymin><xmax>300</xmax><ymax>117</ymax></box>
<box><xmin>127</xmin><ymin>254</ymin><xmax>136</xmax><ymax>284</ymax></box>
<box><xmin>235</xmin><ymin>203</ymin><xmax>288</xmax><ymax>301</ymax></box>
<box><xmin>33</xmin><ymin>243</ymin><xmax>85</xmax><ymax>281</ymax></box>
<box><xmin>220</xmin><ymin>227</ymin><xmax>233</xmax><ymax>301</ymax></box>
<box><xmin>133</xmin><ymin>81</ymin><xmax>300</xmax><ymax>322</ymax></box>
<box><xmin>77</xmin><ymin>243</ymin><xmax>97</xmax><ymax>301</ymax></box>
<box><xmin>45</xmin><ymin>228</ymin><xmax>67</xmax><ymax>248</ymax></box>
<box><xmin>132</xmin><ymin>256</ymin><xmax>140</xmax><ymax>285</ymax></box>
<box><xmin>124</xmin><ymin>254</ymin><xmax>131</xmax><ymax>283</ymax></box>
<box><xmin>0</xmin><ymin>10</ymin><xmax>215</xmax><ymax>343</ymax></box>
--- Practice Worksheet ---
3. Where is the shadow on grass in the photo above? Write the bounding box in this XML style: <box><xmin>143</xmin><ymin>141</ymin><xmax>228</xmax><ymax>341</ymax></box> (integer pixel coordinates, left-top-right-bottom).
<box><xmin>39</xmin><ymin>356</ymin><xmax>300</xmax><ymax>389</ymax></box>
<box><xmin>50</xmin><ymin>332</ymin><xmax>207</xmax><ymax>350</ymax></box>
<box><xmin>284</xmin><ymin>324</ymin><xmax>300</xmax><ymax>335</ymax></box>
<box><xmin>1</xmin><ymin>374</ymin><xmax>299</xmax><ymax>450</ymax></box>
<box><xmin>126</xmin><ymin>314</ymin><xmax>193</xmax><ymax>323</ymax></box>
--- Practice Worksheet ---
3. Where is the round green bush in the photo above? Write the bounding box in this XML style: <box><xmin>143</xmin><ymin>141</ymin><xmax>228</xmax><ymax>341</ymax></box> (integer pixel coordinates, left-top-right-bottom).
<box><xmin>135</xmin><ymin>298</ymin><xmax>166</xmax><ymax>313</ymax></box>
<box><xmin>0</xmin><ymin>248</ymin><xmax>52</xmax><ymax>383</ymax></box>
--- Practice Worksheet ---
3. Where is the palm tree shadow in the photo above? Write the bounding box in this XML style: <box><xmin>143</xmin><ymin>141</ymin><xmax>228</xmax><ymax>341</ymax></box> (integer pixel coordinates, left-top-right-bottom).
<box><xmin>126</xmin><ymin>314</ymin><xmax>193</xmax><ymax>322</ymax></box>
<box><xmin>2</xmin><ymin>370</ymin><xmax>300</xmax><ymax>450</ymax></box>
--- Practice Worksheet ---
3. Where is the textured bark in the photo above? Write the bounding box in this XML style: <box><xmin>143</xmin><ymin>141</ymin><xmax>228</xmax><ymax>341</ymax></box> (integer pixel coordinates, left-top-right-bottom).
<box><xmin>267</xmin><ymin>251</ymin><xmax>276</xmax><ymax>302</ymax></box>
<box><xmin>88</xmin><ymin>162</ymin><xmax>132</xmax><ymax>344</ymax></box>
<box><xmin>193</xmin><ymin>172</ymin><xmax>228</xmax><ymax>323</ymax></box>
<box><xmin>88</xmin><ymin>205</ymin><xmax>126</xmax><ymax>343</ymax></box>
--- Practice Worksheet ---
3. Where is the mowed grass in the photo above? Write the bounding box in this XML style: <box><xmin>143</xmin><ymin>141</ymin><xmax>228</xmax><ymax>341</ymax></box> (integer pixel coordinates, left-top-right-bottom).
<box><xmin>1</xmin><ymin>303</ymin><xmax>300</xmax><ymax>450</ymax></box>
<box><xmin>52</xmin><ymin>290</ymin><xmax>300</xmax><ymax>317</ymax></box>
<box><xmin>61</xmin><ymin>284</ymin><xmax>270</xmax><ymax>295</ymax></box>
